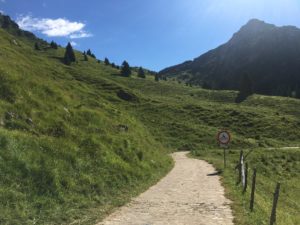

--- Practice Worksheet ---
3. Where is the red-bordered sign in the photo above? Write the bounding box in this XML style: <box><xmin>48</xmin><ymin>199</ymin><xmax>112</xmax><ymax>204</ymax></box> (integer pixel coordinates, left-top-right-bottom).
<box><xmin>217</xmin><ymin>130</ymin><xmax>231</xmax><ymax>145</ymax></box>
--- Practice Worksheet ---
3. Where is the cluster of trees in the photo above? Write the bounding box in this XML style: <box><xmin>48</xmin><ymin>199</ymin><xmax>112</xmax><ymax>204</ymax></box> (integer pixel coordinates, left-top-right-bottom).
<box><xmin>50</xmin><ymin>41</ymin><xmax>58</xmax><ymax>49</ymax></box>
<box><xmin>103</xmin><ymin>57</ymin><xmax>120</xmax><ymax>69</ymax></box>
<box><xmin>33</xmin><ymin>41</ymin><xmax>155</xmax><ymax>81</ymax></box>
<box><xmin>86</xmin><ymin>49</ymin><xmax>96</xmax><ymax>58</ymax></box>
<box><xmin>34</xmin><ymin>41</ymin><xmax>58</xmax><ymax>51</ymax></box>
<box><xmin>83</xmin><ymin>49</ymin><xmax>96</xmax><ymax>61</ymax></box>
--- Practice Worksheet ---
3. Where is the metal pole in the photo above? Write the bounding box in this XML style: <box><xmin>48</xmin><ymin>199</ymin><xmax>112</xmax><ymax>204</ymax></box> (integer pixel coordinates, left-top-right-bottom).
<box><xmin>223</xmin><ymin>147</ymin><xmax>226</xmax><ymax>168</ymax></box>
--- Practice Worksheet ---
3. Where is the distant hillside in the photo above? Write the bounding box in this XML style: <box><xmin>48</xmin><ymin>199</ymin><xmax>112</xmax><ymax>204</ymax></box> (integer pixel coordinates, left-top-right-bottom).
<box><xmin>0</xmin><ymin>13</ymin><xmax>42</xmax><ymax>40</ymax></box>
<box><xmin>159</xmin><ymin>19</ymin><xmax>300</xmax><ymax>98</ymax></box>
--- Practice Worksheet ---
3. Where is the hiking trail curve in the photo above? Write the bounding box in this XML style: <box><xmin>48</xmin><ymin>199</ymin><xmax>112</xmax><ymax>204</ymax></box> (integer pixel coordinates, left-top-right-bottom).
<box><xmin>97</xmin><ymin>151</ymin><xmax>234</xmax><ymax>225</ymax></box>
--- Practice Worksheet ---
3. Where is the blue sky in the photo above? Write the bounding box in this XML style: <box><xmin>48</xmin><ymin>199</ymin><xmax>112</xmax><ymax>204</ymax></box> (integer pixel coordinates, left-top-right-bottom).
<box><xmin>1</xmin><ymin>0</ymin><xmax>300</xmax><ymax>71</ymax></box>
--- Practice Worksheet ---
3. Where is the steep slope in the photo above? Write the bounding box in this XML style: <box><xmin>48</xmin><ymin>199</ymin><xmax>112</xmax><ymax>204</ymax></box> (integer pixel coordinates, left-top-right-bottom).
<box><xmin>0</xmin><ymin>16</ymin><xmax>172</xmax><ymax>225</ymax></box>
<box><xmin>160</xmin><ymin>19</ymin><xmax>300</xmax><ymax>98</ymax></box>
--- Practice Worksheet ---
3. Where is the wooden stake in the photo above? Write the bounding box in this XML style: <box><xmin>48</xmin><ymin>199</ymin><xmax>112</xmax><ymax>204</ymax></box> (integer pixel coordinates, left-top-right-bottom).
<box><xmin>270</xmin><ymin>183</ymin><xmax>281</xmax><ymax>225</ymax></box>
<box><xmin>237</xmin><ymin>150</ymin><xmax>243</xmax><ymax>184</ymax></box>
<box><xmin>243</xmin><ymin>163</ymin><xmax>248</xmax><ymax>193</ymax></box>
<box><xmin>250</xmin><ymin>168</ymin><xmax>256</xmax><ymax>211</ymax></box>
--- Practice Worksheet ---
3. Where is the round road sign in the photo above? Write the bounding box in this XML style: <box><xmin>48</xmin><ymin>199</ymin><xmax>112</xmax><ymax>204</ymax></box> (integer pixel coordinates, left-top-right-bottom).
<box><xmin>217</xmin><ymin>131</ymin><xmax>231</xmax><ymax>145</ymax></box>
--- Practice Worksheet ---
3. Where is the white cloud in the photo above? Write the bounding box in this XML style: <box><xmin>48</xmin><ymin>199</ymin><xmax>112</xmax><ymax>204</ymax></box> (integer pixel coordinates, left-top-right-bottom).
<box><xmin>16</xmin><ymin>15</ymin><xmax>92</xmax><ymax>39</ymax></box>
<box><xmin>70</xmin><ymin>31</ymin><xmax>93</xmax><ymax>39</ymax></box>
<box><xmin>70</xmin><ymin>41</ymin><xmax>77</xmax><ymax>46</ymax></box>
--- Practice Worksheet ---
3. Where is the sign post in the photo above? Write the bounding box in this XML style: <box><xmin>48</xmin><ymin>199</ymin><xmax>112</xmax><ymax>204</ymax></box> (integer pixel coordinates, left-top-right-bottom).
<box><xmin>217</xmin><ymin>130</ymin><xmax>231</xmax><ymax>168</ymax></box>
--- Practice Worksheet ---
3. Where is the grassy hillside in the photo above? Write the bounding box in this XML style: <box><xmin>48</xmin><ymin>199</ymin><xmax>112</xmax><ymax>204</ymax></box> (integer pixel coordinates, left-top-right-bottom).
<box><xmin>0</xmin><ymin>28</ymin><xmax>173</xmax><ymax>225</ymax></box>
<box><xmin>110</xmin><ymin>76</ymin><xmax>300</xmax><ymax>149</ymax></box>
<box><xmin>192</xmin><ymin>149</ymin><xmax>300</xmax><ymax>225</ymax></box>
<box><xmin>0</xmin><ymin>19</ymin><xmax>299</xmax><ymax>225</ymax></box>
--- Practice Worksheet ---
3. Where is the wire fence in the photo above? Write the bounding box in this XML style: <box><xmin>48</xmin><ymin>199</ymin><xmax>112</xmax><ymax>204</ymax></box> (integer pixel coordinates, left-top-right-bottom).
<box><xmin>234</xmin><ymin>150</ymin><xmax>281</xmax><ymax>225</ymax></box>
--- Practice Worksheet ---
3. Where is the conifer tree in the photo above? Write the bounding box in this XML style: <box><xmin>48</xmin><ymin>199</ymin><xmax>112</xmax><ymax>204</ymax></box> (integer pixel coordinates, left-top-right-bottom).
<box><xmin>86</xmin><ymin>49</ymin><xmax>92</xmax><ymax>56</ymax></box>
<box><xmin>64</xmin><ymin>42</ymin><xmax>76</xmax><ymax>65</ymax></box>
<box><xmin>50</xmin><ymin>41</ymin><xmax>58</xmax><ymax>49</ymax></box>
<box><xmin>83</xmin><ymin>52</ymin><xmax>88</xmax><ymax>61</ymax></box>
<box><xmin>121</xmin><ymin>61</ymin><xmax>131</xmax><ymax>77</ymax></box>
<box><xmin>138</xmin><ymin>67</ymin><xmax>146</xmax><ymax>78</ymax></box>
<box><xmin>34</xmin><ymin>42</ymin><xmax>40</xmax><ymax>50</ymax></box>
<box><xmin>104</xmin><ymin>57</ymin><xmax>110</xmax><ymax>66</ymax></box>
<box><xmin>155</xmin><ymin>73</ymin><xmax>160</xmax><ymax>82</ymax></box>
<box><xmin>235</xmin><ymin>74</ymin><xmax>253</xmax><ymax>103</ymax></box>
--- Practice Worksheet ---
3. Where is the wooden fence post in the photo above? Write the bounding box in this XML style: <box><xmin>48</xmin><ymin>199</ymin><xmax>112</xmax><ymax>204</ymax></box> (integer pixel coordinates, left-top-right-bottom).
<box><xmin>250</xmin><ymin>168</ymin><xmax>257</xmax><ymax>211</ymax></box>
<box><xmin>243</xmin><ymin>163</ymin><xmax>248</xmax><ymax>193</ymax></box>
<box><xmin>237</xmin><ymin>150</ymin><xmax>243</xmax><ymax>184</ymax></box>
<box><xmin>241</xmin><ymin>155</ymin><xmax>245</xmax><ymax>187</ymax></box>
<box><xmin>270</xmin><ymin>183</ymin><xmax>281</xmax><ymax>225</ymax></box>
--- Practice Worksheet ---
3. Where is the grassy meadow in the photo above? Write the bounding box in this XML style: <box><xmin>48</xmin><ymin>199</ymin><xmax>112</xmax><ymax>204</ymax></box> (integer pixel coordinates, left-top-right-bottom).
<box><xmin>192</xmin><ymin>148</ymin><xmax>300</xmax><ymax>225</ymax></box>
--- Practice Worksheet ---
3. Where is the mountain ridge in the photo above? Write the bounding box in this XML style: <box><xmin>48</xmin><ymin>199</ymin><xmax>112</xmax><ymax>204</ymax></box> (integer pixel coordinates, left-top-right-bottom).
<box><xmin>159</xmin><ymin>19</ymin><xmax>300</xmax><ymax>98</ymax></box>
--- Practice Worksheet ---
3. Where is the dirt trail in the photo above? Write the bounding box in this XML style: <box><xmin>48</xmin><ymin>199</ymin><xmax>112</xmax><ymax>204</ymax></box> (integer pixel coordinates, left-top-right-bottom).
<box><xmin>97</xmin><ymin>152</ymin><xmax>234</xmax><ymax>225</ymax></box>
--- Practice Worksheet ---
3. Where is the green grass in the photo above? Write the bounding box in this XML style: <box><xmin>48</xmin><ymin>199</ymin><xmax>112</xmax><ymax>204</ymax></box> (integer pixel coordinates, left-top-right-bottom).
<box><xmin>0</xmin><ymin>28</ymin><xmax>173</xmax><ymax>225</ymax></box>
<box><xmin>191</xmin><ymin>148</ymin><xmax>300</xmax><ymax>225</ymax></box>
<box><xmin>110</xmin><ymin>76</ymin><xmax>300</xmax><ymax>150</ymax></box>
<box><xmin>0</xmin><ymin>24</ymin><xmax>300</xmax><ymax>225</ymax></box>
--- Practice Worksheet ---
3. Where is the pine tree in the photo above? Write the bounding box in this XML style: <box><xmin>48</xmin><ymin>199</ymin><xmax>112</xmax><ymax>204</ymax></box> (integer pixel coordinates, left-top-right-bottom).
<box><xmin>235</xmin><ymin>74</ymin><xmax>253</xmax><ymax>103</ymax></box>
<box><xmin>86</xmin><ymin>49</ymin><xmax>92</xmax><ymax>56</ymax></box>
<box><xmin>83</xmin><ymin>52</ymin><xmax>88</xmax><ymax>61</ymax></box>
<box><xmin>64</xmin><ymin>42</ymin><xmax>76</xmax><ymax>65</ymax></box>
<box><xmin>111</xmin><ymin>63</ymin><xmax>116</xmax><ymax>68</ymax></box>
<box><xmin>34</xmin><ymin>42</ymin><xmax>40</xmax><ymax>50</ymax></box>
<box><xmin>64</xmin><ymin>54</ymin><xmax>71</xmax><ymax>65</ymax></box>
<box><xmin>121</xmin><ymin>61</ymin><xmax>131</xmax><ymax>77</ymax></box>
<box><xmin>50</xmin><ymin>41</ymin><xmax>58</xmax><ymax>49</ymax></box>
<box><xmin>104</xmin><ymin>57</ymin><xmax>110</xmax><ymax>66</ymax></box>
<box><xmin>137</xmin><ymin>67</ymin><xmax>146</xmax><ymax>78</ymax></box>
<box><xmin>155</xmin><ymin>74</ymin><xmax>160</xmax><ymax>82</ymax></box>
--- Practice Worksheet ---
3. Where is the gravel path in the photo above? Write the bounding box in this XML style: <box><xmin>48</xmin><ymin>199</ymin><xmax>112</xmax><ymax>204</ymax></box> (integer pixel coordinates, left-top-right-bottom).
<box><xmin>97</xmin><ymin>152</ymin><xmax>234</xmax><ymax>225</ymax></box>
